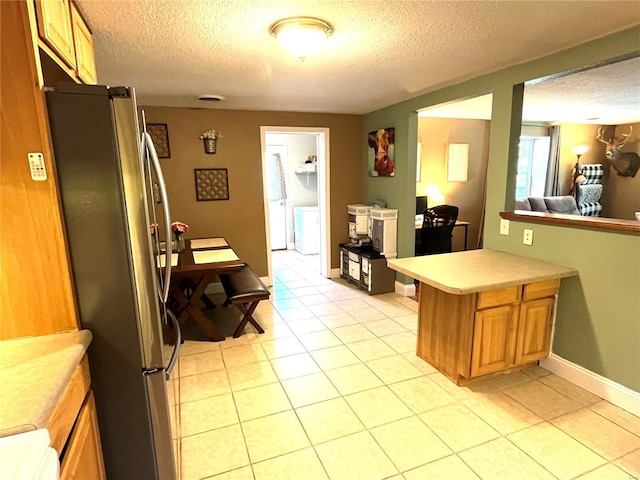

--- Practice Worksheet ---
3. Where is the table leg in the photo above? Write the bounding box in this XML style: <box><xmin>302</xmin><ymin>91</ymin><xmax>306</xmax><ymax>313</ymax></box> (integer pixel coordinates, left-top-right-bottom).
<box><xmin>170</xmin><ymin>275</ymin><xmax>225</xmax><ymax>342</ymax></box>
<box><xmin>463</xmin><ymin>224</ymin><xmax>468</xmax><ymax>250</ymax></box>
<box><xmin>186</xmin><ymin>305</ymin><xmax>225</xmax><ymax>342</ymax></box>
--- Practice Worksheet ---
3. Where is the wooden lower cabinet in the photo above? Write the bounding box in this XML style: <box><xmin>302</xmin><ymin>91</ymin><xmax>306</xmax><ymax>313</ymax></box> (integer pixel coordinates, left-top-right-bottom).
<box><xmin>471</xmin><ymin>305</ymin><xmax>518</xmax><ymax>377</ymax></box>
<box><xmin>516</xmin><ymin>297</ymin><xmax>555</xmax><ymax>365</ymax></box>
<box><xmin>418</xmin><ymin>279</ymin><xmax>558</xmax><ymax>383</ymax></box>
<box><xmin>60</xmin><ymin>390</ymin><xmax>106</xmax><ymax>480</ymax></box>
<box><xmin>46</xmin><ymin>356</ymin><xmax>106</xmax><ymax>480</ymax></box>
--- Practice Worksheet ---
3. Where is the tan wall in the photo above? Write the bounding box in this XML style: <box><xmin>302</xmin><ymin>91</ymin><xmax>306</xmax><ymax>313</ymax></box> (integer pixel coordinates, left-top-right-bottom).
<box><xmin>558</xmin><ymin>123</ymin><xmax>605</xmax><ymax>195</ymax></box>
<box><xmin>600</xmin><ymin>123</ymin><xmax>640</xmax><ymax>220</ymax></box>
<box><xmin>142</xmin><ymin>107</ymin><xmax>362</xmax><ymax>276</ymax></box>
<box><xmin>417</xmin><ymin>118</ymin><xmax>491</xmax><ymax>251</ymax></box>
<box><xmin>559</xmin><ymin>122</ymin><xmax>640</xmax><ymax>219</ymax></box>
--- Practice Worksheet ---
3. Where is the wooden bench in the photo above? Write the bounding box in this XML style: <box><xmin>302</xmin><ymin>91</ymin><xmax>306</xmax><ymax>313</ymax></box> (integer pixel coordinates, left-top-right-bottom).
<box><xmin>219</xmin><ymin>264</ymin><xmax>269</xmax><ymax>338</ymax></box>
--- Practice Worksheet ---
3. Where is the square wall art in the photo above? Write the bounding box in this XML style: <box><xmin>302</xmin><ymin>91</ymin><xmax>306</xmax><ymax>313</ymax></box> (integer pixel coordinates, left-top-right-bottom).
<box><xmin>194</xmin><ymin>168</ymin><xmax>229</xmax><ymax>201</ymax></box>
<box><xmin>146</xmin><ymin>123</ymin><xmax>171</xmax><ymax>158</ymax></box>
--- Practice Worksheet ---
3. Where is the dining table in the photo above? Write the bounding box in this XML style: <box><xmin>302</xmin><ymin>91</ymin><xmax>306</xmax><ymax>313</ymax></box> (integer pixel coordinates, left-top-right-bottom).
<box><xmin>165</xmin><ymin>237</ymin><xmax>244</xmax><ymax>341</ymax></box>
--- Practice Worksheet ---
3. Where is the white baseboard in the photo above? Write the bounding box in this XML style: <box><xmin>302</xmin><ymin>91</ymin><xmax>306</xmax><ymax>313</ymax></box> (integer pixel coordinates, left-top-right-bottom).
<box><xmin>540</xmin><ymin>353</ymin><xmax>640</xmax><ymax>417</ymax></box>
<box><xmin>395</xmin><ymin>281</ymin><xmax>415</xmax><ymax>297</ymax></box>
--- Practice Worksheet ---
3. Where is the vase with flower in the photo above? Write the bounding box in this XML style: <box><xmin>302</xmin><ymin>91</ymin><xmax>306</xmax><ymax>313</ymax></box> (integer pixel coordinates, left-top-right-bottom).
<box><xmin>200</xmin><ymin>129</ymin><xmax>223</xmax><ymax>154</ymax></box>
<box><xmin>171</xmin><ymin>221</ymin><xmax>189</xmax><ymax>252</ymax></box>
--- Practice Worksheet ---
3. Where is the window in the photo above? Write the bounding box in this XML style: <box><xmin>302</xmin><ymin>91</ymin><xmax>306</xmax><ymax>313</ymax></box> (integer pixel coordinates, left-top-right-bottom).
<box><xmin>515</xmin><ymin>135</ymin><xmax>551</xmax><ymax>200</ymax></box>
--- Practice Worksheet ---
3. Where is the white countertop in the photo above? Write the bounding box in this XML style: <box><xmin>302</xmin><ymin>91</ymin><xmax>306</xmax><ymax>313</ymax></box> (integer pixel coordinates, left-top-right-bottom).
<box><xmin>387</xmin><ymin>249</ymin><xmax>578</xmax><ymax>295</ymax></box>
<box><xmin>0</xmin><ymin>330</ymin><xmax>92</xmax><ymax>438</ymax></box>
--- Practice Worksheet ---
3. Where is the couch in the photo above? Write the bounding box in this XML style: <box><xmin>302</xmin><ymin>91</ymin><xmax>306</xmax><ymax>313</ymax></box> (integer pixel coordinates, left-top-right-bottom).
<box><xmin>515</xmin><ymin>195</ymin><xmax>580</xmax><ymax>215</ymax></box>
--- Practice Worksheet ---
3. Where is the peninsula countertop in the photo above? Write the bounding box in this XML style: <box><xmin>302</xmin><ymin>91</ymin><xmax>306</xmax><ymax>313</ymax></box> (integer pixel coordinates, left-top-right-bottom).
<box><xmin>387</xmin><ymin>249</ymin><xmax>579</xmax><ymax>295</ymax></box>
<box><xmin>0</xmin><ymin>330</ymin><xmax>92</xmax><ymax>438</ymax></box>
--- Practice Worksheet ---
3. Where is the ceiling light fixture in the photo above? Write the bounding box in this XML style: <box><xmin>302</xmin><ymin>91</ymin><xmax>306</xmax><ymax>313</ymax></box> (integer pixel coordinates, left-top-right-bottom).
<box><xmin>270</xmin><ymin>17</ymin><xmax>333</xmax><ymax>61</ymax></box>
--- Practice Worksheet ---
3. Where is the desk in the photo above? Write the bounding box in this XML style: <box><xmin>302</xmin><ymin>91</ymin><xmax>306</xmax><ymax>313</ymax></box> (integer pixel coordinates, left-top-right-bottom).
<box><xmin>415</xmin><ymin>219</ymin><xmax>470</xmax><ymax>251</ymax></box>
<box><xmin>168</xmin><ymin>238</ymin><xmax>243</xmax><ymax>342</ymax></box>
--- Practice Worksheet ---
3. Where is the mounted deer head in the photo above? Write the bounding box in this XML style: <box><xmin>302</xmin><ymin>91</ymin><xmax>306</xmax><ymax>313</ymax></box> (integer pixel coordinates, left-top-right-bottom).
<box><xmin>596</xmin><ymin>126</ymin><xmax>640</xmax><ymax>177</ymax></box>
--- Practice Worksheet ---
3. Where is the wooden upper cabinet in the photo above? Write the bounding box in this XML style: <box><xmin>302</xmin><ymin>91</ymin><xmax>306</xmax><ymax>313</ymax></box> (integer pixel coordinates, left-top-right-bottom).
<box><xmin>1</xmin><ymin>0</ymin><xmax>78</xmax><ymax>339</ymax></box>
<box><xmin>70</xmin><ymin>2</ymin><xmax>96</xmax><ymax>84</ymax></box>
<box><xmin>35</xmin><ymin>0</ymin><xmax>75</xmax><ymax>68</ymax></box>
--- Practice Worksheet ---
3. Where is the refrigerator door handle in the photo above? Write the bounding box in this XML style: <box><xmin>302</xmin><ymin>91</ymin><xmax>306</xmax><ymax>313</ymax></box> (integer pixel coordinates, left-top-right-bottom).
<box><xmin>165</xmin><ymin>309</ymin><xmax>181</xmax><ymax>379</ymax></box>
<box><xmin>143</xmin><ymin>131</ymin><xmax>172</xmax><ymax>303</ymax></box>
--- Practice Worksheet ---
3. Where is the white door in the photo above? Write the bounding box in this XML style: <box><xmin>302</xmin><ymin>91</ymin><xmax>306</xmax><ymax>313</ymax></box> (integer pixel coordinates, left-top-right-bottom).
<box><xmin>266</xmin><ymin>146</ymin><xmax>287</xmax><ymax>250</ymax></box>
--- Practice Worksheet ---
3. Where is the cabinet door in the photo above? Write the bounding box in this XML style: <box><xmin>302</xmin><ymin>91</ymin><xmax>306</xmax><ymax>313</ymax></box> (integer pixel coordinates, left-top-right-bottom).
<box><xmin>71</xmin><ymin>3</ymin><xmax>96</xmax><ymax>84</ymax></box>
<box><xmin>60</xmin><ymin>391</ymin><xmax>106</xmax><ymax>480</ymax></box>
<box><xmin>516</xmin><ymin>297</ymin><xmax>555</xmax><ymax>365</ymax></box>
<box><xmin>36</xmin><ymin>0</ymin><xmax>76</xmax><ymax>68</ymax></box>
<box><xmin>471</xmin><ymin>305</ymin><xmax>518</xmax><ymax>377</ymax></box>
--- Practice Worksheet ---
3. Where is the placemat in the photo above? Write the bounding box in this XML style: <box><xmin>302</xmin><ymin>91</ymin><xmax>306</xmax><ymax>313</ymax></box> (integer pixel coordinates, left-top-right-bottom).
<box><xmin>190</xmin><ymin>238</ymin><xmax>228</xmax><ymax>250</ymax></box>
<box><xmin>193</xmin><ymin>249</ymin><xmax>240</xmax><ymax>264</ymax></box>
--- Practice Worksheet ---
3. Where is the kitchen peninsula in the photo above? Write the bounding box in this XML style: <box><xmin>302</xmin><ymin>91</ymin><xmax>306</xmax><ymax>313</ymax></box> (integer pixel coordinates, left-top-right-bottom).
<box><xmin>387</xmin><ymin>250</ymin><xmax>578</xmax><ymax>384</ymax></box>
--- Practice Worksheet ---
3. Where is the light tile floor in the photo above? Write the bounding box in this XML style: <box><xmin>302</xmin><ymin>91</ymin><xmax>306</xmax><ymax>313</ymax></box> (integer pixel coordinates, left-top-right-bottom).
<box><xmin>171</xmin><ymin>250</ymin><xmax>640</xmax><ymax>480</ymax></box>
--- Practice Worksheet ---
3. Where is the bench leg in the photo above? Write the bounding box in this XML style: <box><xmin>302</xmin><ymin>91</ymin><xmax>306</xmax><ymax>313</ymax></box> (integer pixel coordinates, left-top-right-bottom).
<box><xmin>232</xmin><ymin>301</ymin><xmax>265</xmax><ymax>338</ymax></box>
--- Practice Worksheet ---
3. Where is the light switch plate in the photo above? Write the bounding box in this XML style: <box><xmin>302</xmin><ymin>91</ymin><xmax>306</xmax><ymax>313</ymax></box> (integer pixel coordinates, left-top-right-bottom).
<box><xmin>500</xmin><ymin>219</ymin><xmax>510</xmax><ymax>235</ymax></box>
<box><xmin>28</xmin><ymin>153</ymin><xmax>47</xmax><ymax>181</ymax></box>
<box><xmin>523</xmin><ymin>229</ymin><xmax>534</xmax><ymax>245</ymax></box>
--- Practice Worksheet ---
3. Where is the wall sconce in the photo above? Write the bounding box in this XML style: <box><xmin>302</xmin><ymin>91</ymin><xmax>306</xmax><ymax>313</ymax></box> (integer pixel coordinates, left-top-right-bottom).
<box><xmin>270</xmin><ymin>17</ymin><xmax>333</xmax><ymax>61</ymax></box>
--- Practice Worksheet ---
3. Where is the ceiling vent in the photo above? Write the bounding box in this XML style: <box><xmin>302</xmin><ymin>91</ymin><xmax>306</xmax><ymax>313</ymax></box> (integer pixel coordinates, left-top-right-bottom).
<box><xmin>198</xmin><ymin>95</ymin><xmax>225</xmax><ymax>102</ymax></box>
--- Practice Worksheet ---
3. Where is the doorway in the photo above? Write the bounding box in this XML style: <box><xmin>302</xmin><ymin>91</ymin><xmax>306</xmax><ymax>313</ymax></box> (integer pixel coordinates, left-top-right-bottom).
<box><xmin>260</xmin><ymin>126</ymin><xmax>331</xmax><ymax>285</ymax></box>
<box><xmin>417</xmin><ymin>93</ymin><xmax>493</xmax><ymax>252</ymax></box>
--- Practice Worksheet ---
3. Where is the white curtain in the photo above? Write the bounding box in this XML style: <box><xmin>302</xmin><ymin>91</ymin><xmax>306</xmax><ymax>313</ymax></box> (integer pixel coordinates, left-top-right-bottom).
<box><xmin>544</xmin><ymin>125</ymin><xmax>561</xmax><ymax>196</ymax></box>
<box><xmin>267</xmin><ymin>153</ymin><xmax>287</xmax><ymax>201</ymax></box>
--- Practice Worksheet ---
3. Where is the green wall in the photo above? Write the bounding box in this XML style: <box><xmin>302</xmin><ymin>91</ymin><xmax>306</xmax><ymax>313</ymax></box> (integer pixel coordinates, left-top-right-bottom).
<box><xmin>362</xmin><ymin>26</ymin><xmax>640</xmax><ymax>392</ymax></box>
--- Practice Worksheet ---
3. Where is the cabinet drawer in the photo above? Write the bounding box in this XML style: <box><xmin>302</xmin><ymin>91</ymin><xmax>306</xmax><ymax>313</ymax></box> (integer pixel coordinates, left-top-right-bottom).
<box><xmin>46</xmin><ymin>355</ymin><xmax>91</xmax><ymax>455</ymax></box>
<box><xmin>523</xmin><ymin>279</ymin><xmax>560</xmax><ymax>301</ymax></box>
<box><xmin>477</xmin><ymin>286</ymin><xmax>521</xmax><ymax>309</ymax></box>
<box><xmin>349</xmin><ymin>260</ymin><xmax>360</xmax><ymax>280</ymax></box>
<box><xmin>60</xmin><ymin>391</ymin><xmax>106</xmax><ymax>480</ymax></box>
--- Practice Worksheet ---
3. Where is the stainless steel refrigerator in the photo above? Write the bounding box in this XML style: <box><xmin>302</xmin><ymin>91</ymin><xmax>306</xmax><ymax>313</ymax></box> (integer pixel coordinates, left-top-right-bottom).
<box><xmin>46</xmin><ymin>83</ymin><xmax>181</xmax><ymax>480</ymax></box>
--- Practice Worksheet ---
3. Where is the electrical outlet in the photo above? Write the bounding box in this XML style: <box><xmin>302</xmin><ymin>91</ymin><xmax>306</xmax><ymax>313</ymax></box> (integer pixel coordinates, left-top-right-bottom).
<box><xmin>500</xmin><ymin>219</ymin><xmax>510</xmax><ymax>235</ymax></box>
<box><xmin>523</xmin><ymin>229</ymin><xmax>534</xmax><ymax>245</ymax></box>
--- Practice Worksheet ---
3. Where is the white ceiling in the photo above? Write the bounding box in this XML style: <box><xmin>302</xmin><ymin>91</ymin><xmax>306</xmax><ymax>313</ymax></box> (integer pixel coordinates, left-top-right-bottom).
<box><xmin>77</xmin><ymin>0</ymin><xmax>640</xmax><ymax>116</ymax></box>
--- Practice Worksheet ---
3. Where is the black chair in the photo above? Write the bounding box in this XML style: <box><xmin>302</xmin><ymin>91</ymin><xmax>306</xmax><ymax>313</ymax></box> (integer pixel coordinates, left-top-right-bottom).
<box><xmin>416</xmin><ymin>205</ymin><xmax>459</xmax><ymax>256</ymax></box>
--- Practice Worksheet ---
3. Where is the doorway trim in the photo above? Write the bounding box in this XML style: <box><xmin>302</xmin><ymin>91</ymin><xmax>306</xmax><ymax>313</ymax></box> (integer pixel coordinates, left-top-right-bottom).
<box><xmin>260</xmin><ymin>126</ymin><xmax>331</xmax><ymax>285</ymax></box>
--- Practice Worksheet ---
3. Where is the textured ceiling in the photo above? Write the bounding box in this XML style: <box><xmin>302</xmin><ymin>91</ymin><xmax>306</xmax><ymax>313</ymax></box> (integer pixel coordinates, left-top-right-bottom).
<box><xmin>77</xmin><ymin>0</ymin><xmax>640</xmax><ymax>115</ymax></box>
<box><xmin>419</xmin><ymin>56</ymin><xmax>640</xmax><ymax>124</ymax></box>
